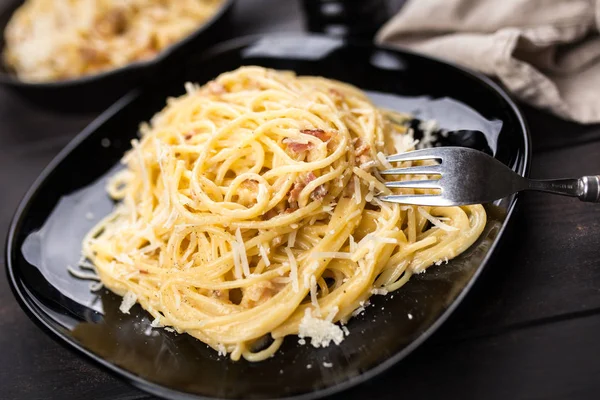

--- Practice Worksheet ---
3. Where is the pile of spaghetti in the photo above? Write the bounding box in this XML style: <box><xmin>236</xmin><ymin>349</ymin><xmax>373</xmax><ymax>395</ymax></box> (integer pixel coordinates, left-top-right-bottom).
<box><xmin>3</xmin><ymin>0</ymin><xmax>223</xmax><ymax>82</ymax></box>
<box><xmin>80</xmin><ymin>66</ymin><xmax>486</xmax><ymax>361</ymax></box>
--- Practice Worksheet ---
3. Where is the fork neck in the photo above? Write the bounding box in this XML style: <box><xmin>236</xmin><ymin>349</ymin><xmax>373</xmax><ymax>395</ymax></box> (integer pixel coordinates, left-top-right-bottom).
<box><xmin>526</xmin><ymin>177</ymin><xmax>600</xmax><ymax>202</ymax></box>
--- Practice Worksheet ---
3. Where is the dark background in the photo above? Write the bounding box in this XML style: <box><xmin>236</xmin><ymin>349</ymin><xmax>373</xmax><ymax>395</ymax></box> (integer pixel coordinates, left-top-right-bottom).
<box><xmin>1</xmin><ymin>0</ymin><xmax>600</xmax><ymax>399</ymax></box>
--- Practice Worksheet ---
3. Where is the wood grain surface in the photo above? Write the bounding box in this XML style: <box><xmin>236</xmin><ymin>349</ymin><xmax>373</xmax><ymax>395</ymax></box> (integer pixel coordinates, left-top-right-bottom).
<box><xmin>1</xmin><ymin>1</ymin><xmax>599</xmax><ymax>399</ymax></box>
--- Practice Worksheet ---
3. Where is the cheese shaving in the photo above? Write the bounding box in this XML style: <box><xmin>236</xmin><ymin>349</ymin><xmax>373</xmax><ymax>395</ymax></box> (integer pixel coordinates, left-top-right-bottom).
<box><xmin>232</xmin><ymin>238</ymin><xmax>242</xmax><ymax>279</ymax></box>
<box><xmin>417</xmin><ymin>207</ymin><xmax>458</xmax><ymax>231</ymax></box>
<box><xmin>371</xmin><ymin>288</ymin><xmax>389</xmax><ymax>295</ymax></box>
<box><xmin>353</xmin><ymin>175</ymin><xmax>361</xmax><ymax>204</ymax></box>
<box><xmin>285</xmin><ymin>247</ymin><xmax>299</xmax><ymax>292</ymax></box>
<box><xmin>310</xmin><ymin>275</ymin><xmax>320</xmax><ymax>314</ymax></box>
<box><xmin>288</xmin><ymin>230</ymin><xmax>297</xmax><ymax>247</ymax></box>
<box><xmin>376</xmin><ymin>151</ymin><xmax>393</xmax><ymax>170</ymax></box>
<box><xmin>259</xmin><ymin>243</ymin><xmax>271</xmax><ymax>267</ymax></box>
<box><xmin>119</xmin><ymin>291</ymin><xmax>137</xmax><ymax>314</ymax></box>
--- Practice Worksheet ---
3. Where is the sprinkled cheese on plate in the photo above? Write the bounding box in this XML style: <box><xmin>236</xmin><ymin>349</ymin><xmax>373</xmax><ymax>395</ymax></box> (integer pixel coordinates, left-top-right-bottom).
<box><xmin>119</xmin><ymin>290</ymin><xmax>137</xmax><ymax>314</ymax></box>
<box><xmin>298</xmin><ymin>309</ymin><xmax>345</xmax><ymax>348</ymax></box>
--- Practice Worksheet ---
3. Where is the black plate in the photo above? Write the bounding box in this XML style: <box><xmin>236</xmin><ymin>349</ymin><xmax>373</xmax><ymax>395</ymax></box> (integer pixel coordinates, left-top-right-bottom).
<box><xmin>0</xmin><ymin>0</ymin><xmax>235</xmax><ymax>112</ymax></box>
<box><xmin>6</xmin><ymin>34</ymin><xmax>531</xmax><ymax>400</ymax></box>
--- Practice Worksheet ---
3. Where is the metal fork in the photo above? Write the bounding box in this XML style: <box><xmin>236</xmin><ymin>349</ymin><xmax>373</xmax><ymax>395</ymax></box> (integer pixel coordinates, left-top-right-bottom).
<box><xmin>378</xmin><ymin>147</ymin><xmax>600</xmax><ymax>206</ymax></box>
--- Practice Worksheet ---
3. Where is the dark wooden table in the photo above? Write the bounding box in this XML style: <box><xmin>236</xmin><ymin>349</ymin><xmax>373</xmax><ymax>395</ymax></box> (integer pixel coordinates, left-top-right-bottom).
<box><xmin>2</xmin><ymin>1</ymin><xmax>600</xmax><ymax>399</ymax></box>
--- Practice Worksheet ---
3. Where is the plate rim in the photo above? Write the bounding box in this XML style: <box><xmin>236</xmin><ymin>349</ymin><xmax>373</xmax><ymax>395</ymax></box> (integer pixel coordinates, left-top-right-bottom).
<box><xmin>5</xmin><ymin>33</ymin><xmax>532</xmax><ymax>400</ymax></box>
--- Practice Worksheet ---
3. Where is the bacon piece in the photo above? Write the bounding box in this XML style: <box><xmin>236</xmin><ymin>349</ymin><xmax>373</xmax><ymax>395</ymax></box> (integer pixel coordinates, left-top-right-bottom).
<box><xmin>329</xmin><ymin>88</ymin><xmax>345</xmax><ymax>99</ymax></box>
<box><xmin>95</xmin><ymin>8</ymin><xmax>128</xmax><ymax>36</ymax></box>
<box><xmin>263</xmin><ymin>202</ymin><xmax>286</xmax><ymax>220</ymax></box>
<box><xmin>353</xmin><ymin>137</ymin><xmax>371</xmax><ymax>164</ymax></box>
<box><xmin>211</xmin><ymin>289</ymin><xmax>229</xmax><ymax>301</ymax></box>
<box><xmin>288</xmin><ymin>172</ymin><xmax>327</xmax><ymax>204</ymax></box>
<box><xmin>311</xmin><ymin>184</ymin><xmax>328</xmax><ymax>201</ymax></box>
<box><xmin>207</xmin><ymin>81</ymin><xmax>226</xmax><ymax>95</ymax></box>
<box><xmin>264</xmin><ymin>209</ymin><xmax>278</xmax><ymax>220</ymax></box>
<box><xmin>242</xmin><ymin>281</ymin><xmax>275</xmax><ymax>307</ymax></box>
<box><xmin>353</xmin><ymin>138</ymin><xmax>370</xmax><ymax>157</ymax></box>
<box><xmin>79</xmin><ymin>47</ymin><xmax>108</xmax><ymax>64</ymax></box>
<box><xmin>184</xmin><ymin>132</ymin><xmax>193</xmax><ymax>140</ymax></box>
<box><xmin>283</xmin><ymin>138</ymin><xmax>313</xmax><ymax>154</ymax></box>
<box><xmin>288</xmin><ymin>172</ymin><xmax>317</xmax><ymax>205</ymax></box>
<box><xmin>301</xmin><ymin>129</ymin><xmax>332</xmax><ymax>142</ymax></box>
<box><xmin>343</xmin><ymin>177</ymin><xmax>355</xmax><ymax>198</ymax></box>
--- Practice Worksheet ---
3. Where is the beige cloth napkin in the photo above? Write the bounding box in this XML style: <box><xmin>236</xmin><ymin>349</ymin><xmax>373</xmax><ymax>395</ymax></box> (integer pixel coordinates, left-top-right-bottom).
<box><xmin>376</xmin><ymin>0</ymin><xmax>600</xmax><ymax>124</ymax></box>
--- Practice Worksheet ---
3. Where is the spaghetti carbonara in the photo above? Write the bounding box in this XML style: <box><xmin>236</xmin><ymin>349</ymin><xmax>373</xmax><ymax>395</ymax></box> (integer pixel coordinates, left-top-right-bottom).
<box><xmin>78</xmin><ymin>66</ymin><xmax>486</xmax><ymax>361</ymax></box>
<box><xmin>3</xmin><ymin>0</ymin><xmax>224</xmax><ymax>82</ymax></box>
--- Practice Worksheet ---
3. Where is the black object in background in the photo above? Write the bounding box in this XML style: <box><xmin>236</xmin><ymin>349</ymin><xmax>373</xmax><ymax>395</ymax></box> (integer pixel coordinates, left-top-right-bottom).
<box><xmin>300</xmin><ymin>0</ymin><xmax>390</xmax><ymax>40</ymax></box>
<box><xmin>0</xmin><ymin>0</ymin><xmax>235</xmax><ymax>113</ymax></box>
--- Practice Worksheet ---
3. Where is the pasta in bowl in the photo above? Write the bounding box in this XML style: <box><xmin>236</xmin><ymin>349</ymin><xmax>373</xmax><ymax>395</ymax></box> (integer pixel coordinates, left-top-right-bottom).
<box><xmin>3</xmin><ymin>0</ymin><xmax>225</xmax><ymax>82</ymax></box>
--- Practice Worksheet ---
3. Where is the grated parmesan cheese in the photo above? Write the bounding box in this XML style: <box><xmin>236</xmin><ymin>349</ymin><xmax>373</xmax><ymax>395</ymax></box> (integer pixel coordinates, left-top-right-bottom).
<box><xmin>231</xmin><ymin>238</ymin><xmax>242</xmax><ymax>279</ymax></box>
<box><xmin>417</xmin><ymin>120</ymin><xmax>439</xmax><ymax>149</ymax></box>
<box><xmin>353</xmin><ymin>175</ymin><xmax>361</xmax><ymax>205</ymax></box>
<box><xmin>417</xmin><ymin>207</ymin><xmax>458</xmax><ymax>231</ymax></box>
<box><xmin>371</xmin><ymin>288</ymin><xmax>388</xmax><ymax>295</ymax></box>
<box><xmin>322</xmin><ymin>204</ymin><xmax>334</xmax><ymax>214</ymax></box>
<box><xmin>259</xmin><ymin>244</ymin><xmax>270</xmax><ymax>267</ymax></box>
<box><xmin>235</xmin><ymin>228</ymin><xmax>251</xmax><ymax>277</ymax></box>
<box><xmin>185</xmin><ymin>82</ymin><xmax>200</xmax><ymax>94</ymax></box>
<box><xmin>285</xmin><ymin>247</ymin><xmax>299</xmax><ymax>292</ymax></box>
<box><xmin>310</xmin><ymin>275</ymin><xmax>320</xmax><ymax>314</ymax></box>
<box><xmin>288</xmin><ymin>230</ymin><xmax>297</xmax><ymax>247</ymax></box>
<box><xmin>349</xmin><ymin>235</ymin><xmax>357</xmax><ymax>252</ymax></box>
<box><xmin>298</xmin><ymin>308</ymin><xmax>345</xmax><ymax>348</ymax></box>
<box><xmin>376</xmin><ymin>152</ymin><xmax>394</xmax><ymax>170</ymax></box>
<box><xmin>119</xmin><ymin>291</ymin><xmax>137</xmax><ymax>314</ymax></box>
<box><xmin>310</xmin><ymin>252</ymin><xmax>352</xmax><ymax>259</ymax></box>
<box><xmin>434</xmin><ymin>256</ymin><xmax>450</xmax><ymax>266</ymax></box>
<box><xmin>351</xmin><ymin>306</ymin><xmax>365</xmax><ymax>317</ymax></box>
<box><xmin>173</xmin><ymin>288</ymin><xmax>181</xmax><ymax>310</ymax></box>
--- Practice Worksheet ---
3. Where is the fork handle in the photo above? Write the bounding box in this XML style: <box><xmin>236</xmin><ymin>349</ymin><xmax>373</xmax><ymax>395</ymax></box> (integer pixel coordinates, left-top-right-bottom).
<box><xmin>527</xmin><ymin>175</ymin><xmax>600</xmax><ymax>202</ymax></box>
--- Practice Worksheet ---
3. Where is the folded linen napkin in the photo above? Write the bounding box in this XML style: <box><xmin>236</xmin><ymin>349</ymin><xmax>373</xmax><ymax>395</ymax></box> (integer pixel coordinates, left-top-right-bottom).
<box><xmin>376</xmin><ymin>0</ymin><xmax>600</xmax><ymax>124</ymax></box>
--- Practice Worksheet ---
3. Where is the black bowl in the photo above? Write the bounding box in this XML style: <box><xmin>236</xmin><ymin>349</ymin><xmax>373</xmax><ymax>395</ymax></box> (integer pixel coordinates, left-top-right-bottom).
<box><xmin>0</xmin><ymin>0</ymin><xmax>235</xmax><ymax>112</ymax></box>
<box><xmin>6</xmin><ymin>34</ymin><xmax>531</xmax><ymax>400</ymax></box>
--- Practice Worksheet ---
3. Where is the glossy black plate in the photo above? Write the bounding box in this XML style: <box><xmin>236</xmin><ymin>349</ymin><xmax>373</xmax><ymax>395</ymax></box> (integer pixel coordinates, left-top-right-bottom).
<box><xmin>6</xmin><ymin>34</ymin><xmax>530</xmax><ymax>400</ymax></box>
<box><xmin>0</xmin><ymin>0</ymin><xmax>235</xmax><ymax>112</ymax></box>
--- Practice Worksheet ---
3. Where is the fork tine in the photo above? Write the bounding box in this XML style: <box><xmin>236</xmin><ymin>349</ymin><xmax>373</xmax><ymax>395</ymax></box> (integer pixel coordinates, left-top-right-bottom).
<box><xmin>380</xmin><ymin>165</ymin><xmax>442</xmax><ymax>175</ymax></box>
<box><xmin>385</xmin><ymin>179</ymin><xmax>441</xmax><ymax>189</ymax></box>
<box><xmin>386</xmin><ymin>148</ymin><xmax>445</xmax><ymax>163</ymax></box>
<box><xmin>378</xmin><ymin>194</ymin><xmax>453</xmax><ymax>207</ymax></box>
